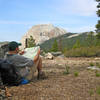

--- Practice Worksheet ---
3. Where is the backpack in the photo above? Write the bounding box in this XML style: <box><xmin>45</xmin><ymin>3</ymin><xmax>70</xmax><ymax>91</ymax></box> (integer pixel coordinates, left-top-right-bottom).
<box><xmin>0</xmin><ymin>59</ymin><xmax>22</xmax><ymax>86</ymax></box>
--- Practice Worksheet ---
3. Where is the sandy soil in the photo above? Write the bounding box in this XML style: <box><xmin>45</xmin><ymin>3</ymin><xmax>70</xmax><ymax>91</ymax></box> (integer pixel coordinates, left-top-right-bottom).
<box><xmin>8</xmin><ymin>57</ymin><xmax>100</xmax><ymax>100</ymax></box>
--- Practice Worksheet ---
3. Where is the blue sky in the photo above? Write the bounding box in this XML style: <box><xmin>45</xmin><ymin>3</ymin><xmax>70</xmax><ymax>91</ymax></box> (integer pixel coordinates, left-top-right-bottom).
<box><xmin>0</xmin><ymin>0</ymin><xmax>98</xmax><ymax>41</ymax></box>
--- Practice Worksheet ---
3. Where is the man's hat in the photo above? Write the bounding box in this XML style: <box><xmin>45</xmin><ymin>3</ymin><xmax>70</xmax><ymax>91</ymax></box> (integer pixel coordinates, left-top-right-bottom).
<box><xmin>8</xmin><ymin>41</ymin><xmax>21</xmax><ymax>51</ymax></box>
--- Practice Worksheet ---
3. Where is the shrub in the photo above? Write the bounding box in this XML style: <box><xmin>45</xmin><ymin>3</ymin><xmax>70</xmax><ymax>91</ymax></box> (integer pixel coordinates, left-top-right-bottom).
<box><xmin>96</xmin><ymin>73</ymin><xmax>100</xmax><ymax>77</ymax></box>
<box><xmin>89</xmin><ymin>90</ymin><xmax>94</xmax><ymax>96</ymax></box>
<box><xmin>96</xmin><ymin>87</ymin><xmax>100</xmax><ymax>95</ymax></box>
<box><xmin>96</xmin><ymin>62</ymin><xmax>100</xmax><ymax>68</ymax></box>
<box><xmin>63</xmin><ymin>65</ymin><xmax>70</xmax><ymax>75</ymax></box>
<box><xmin>89</xmin><ymin>62</ymin><xmax>94</xmax><ymax>66</ymax></box>
<box><xmin>74</xmin><ymin>72</ymin><xmax>79</xmax><ymax>77</ymax></box>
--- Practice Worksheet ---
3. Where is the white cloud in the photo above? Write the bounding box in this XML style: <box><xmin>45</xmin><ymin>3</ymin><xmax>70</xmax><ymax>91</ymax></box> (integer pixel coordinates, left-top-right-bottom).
<box><xmin>73</xmin><ymin>0</ymin><xmax>97</xmax><ymax>16</ymax></box>
<box><xmin>65</xmin><ymin>25</ymin><xmax>96</xmax><ymax>33</ymax></box>
<box><xmin>55</xmin><ymin>0</ymin><xmax>97</xmax><ymax>16</ymax></box>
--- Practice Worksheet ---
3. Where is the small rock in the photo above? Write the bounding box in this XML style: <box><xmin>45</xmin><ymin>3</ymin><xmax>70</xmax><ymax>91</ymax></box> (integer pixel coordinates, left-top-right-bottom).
<box><xmin>51</xmin><ymin>52</ymin><xmax>62</xmax><ymax>57</ymax></box>
<box><xmin>45</xmin><ymin>53</ymin><xmax>54</xmax><ymax>60</ymax></box>
<box><xmin>94</xmin><ymin>57</ymin><xmax>100</xmax><ymax>60</ymax></box>
<box><xmin>87</xmin><ymin>66</ymin><xmax>100</xmax><ymax>70</ymax></box>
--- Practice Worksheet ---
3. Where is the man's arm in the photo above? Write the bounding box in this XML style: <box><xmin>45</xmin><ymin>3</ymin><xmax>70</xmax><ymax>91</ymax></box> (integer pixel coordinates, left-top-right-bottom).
<box><xmin>18</xmin><ymin>48</ymin><xmax>40</xmax><ymax>63</ymax></box>
<box><xmin>18</xmin><ymin>47</ymin><xmax>40</xmax><ymax>64</ymax></box>
<box><xmin>33</xmin><ymin>48</ymin><xmax>40</xmax><ymax>63</ymax></box>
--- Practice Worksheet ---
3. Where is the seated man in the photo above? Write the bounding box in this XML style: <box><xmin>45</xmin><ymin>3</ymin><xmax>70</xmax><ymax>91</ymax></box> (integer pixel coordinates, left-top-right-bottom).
<box><xmin>5</xmin><ymin>41</ymin><xmax>46</xmax><ymax>82</ymax></box>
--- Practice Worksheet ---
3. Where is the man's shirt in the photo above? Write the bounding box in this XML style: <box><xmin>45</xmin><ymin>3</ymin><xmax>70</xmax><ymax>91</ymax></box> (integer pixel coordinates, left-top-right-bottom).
<box><xmin>5</xmin><ymin>53</ymin><xmax>34</xmax><ymax>77</ymax></box>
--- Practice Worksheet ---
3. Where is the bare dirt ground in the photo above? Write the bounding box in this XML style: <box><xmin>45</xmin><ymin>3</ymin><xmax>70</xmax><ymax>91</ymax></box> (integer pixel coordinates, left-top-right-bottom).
<box><xmin>8</xmin><ymin>57</ymin><xmax>100</xmax><ymax>100</ymax></box>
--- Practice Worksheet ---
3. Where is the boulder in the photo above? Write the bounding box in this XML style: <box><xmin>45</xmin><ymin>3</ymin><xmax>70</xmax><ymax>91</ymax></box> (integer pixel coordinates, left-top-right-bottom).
<box><xmin>57</xmin><ymin>54</ymin><xmax>65</xmax><ymax>58</ymax></box>
<box><xmin>45</xmin><ymin>53</ymin><xmax>54</xmax><ymax>60</ymax></box>
<box><xmin>51</xmin><ymin>52</ymin><xmax>62</xmax><ymax>57</ymax></box>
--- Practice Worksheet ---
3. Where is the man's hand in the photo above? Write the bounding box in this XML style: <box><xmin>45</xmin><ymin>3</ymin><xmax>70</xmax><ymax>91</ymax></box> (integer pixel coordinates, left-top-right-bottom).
<box><xmin>37</xmin><ymin>48</ymin><xmax>41</xmax><ymax>55</ymax></box>
<box><xmin>19</xmin><ymin>51</ymin><xmax>25</xmax><ymax>55</ymax></box>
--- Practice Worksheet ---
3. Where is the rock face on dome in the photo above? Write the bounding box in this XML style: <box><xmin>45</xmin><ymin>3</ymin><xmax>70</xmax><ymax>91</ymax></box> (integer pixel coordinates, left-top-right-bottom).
<box><xmin>20</xmin><ymin>24</ymin><xmax>67</xmax><ymax>49</ymax></box>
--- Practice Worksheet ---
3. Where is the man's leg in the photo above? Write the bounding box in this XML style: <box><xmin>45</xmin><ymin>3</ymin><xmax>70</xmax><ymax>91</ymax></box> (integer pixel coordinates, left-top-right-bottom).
<box><xmin>36</xmin><ymin>56</ymin><xmax>42</xmax><ymax>74</ymax></box>
<box><xmin>36</xmin><ymin>56</ymin><xmax>47</xmax><ymax>79</ymax></box>
<box><xmin>26</xmin><ymin>56</ymin><xmax>46</xmax><ymax>80</ymax></box>
<box><xmin>25</xmin><ymin>56</ymin><xmax>42</xmax><ymax>80</ymax></box>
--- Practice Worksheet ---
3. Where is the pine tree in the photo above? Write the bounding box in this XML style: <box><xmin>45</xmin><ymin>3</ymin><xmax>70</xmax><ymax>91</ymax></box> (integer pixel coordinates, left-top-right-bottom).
<box><xmin>95</xmin><ymin>0</ymin><xmax>100</xmax><ymax>46</ymax></box>
<box><xmin>51</xmin><ymin>40</ymin><xmax>58</xmax><ymax>52</ymax></box>
<box><xmin>86</xmin><ymin>31</ymin><xmax>95</xmax><ymax>46</ymax></box>
<box><xmin>96</xmin><ymin>0</ymin><xmax>100</xmax><ymax>35</ymax></box>
<box><xmin>27</xmin><ymin>36</ymin><xmax>36</xmax><ymax>48</ymax></box>
<box><xmin>58</xmin><ymin>37</ymin><xmax>63</xmax><ymax>51</ymax></box>
<box><xmin>96</xmin><ymin>0</ymin><xmax>100</xmax><ymax>17</ymax></box>
<box><xmin>73</xmin><ymin>40</ymin><xmax>81</xmax><ymax>49</ymax></box>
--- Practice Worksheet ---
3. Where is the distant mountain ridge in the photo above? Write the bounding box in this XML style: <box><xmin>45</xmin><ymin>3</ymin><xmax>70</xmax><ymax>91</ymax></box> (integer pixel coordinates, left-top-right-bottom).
<box><xmin>39</xmin><ymin>32</ymin><xmax>89</xmax><ymax>52</ymax></box>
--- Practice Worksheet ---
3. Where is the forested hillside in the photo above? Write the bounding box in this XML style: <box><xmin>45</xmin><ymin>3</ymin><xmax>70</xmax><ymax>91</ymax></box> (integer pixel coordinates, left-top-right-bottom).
<box><xmin>39</xmin><ymin>31</ymin><xmax>100</xmax><ymax>57</ymax></box>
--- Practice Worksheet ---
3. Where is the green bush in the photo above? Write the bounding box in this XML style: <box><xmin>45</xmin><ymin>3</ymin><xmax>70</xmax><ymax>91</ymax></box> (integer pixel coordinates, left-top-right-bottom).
<box><xmin>74</xmin><ymin>72</ymin><xmax>79</xmax><ymax>77</ymax></box>
<box><xmin>89</xmin><ymin>90</ymin><xmax>94</xmax><ymax>96</ymax></box>
<box><xmin>96</xmin><ymin>73</ymin><xmax>100</xmax><ymax>77</ymax></box>
<box><xmin>63</xmin><ymin>65</ymin><xmax>70</xmax><ymax>75</ymax></box>
<box><xmin>89</xmin><ymin>62</ymin><xmax>94</xmax><ymax>66</ymax></box>
<box><xmin>96</xmin><ymin>62</ymin><xmax>100</xmax><ymax>68</ymax></box>
<box><xmin>96</xmin><ymin>87</ymin><xmax>100</xmax><ymax>95</ymax></box>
